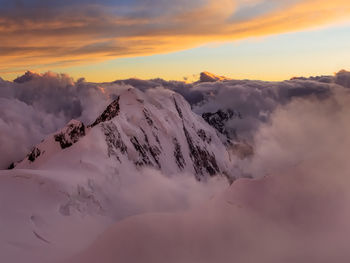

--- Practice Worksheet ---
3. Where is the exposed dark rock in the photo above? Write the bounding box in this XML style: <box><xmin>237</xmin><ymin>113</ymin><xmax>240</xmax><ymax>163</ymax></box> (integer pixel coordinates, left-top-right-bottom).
<box><xmin>90</xmin><ymin>97</ymin><xmax>120</xmax><ymax>127</ymax></box>
<box><xmin>173</xmin><ymin>97</ymin><xmax>183</xmax><ymax>119</ymax></box>
<box><xmin>130</xmin><ymin>136</ymin><xmax>152</xmax><ymax>167</ymax></box>
<box><xmin>197</xmin><ymin>129</ymin><xmax>211</xmax><ymax>144</ymax></box>
<box><xmin>129</xmin><ymin>128</ymin><xmax>162</xmax><ymax>168</ymax></box>
<box><xmin>13</xmin><ymin>71</ymin><xmax>39</xmax><ymax>83</ymax></box>
<box><xmin>54</xmin><ymin>121</ymin><xmax>86</xmax><ymax>149</ymax></box>
<box><xmin>8</xmin><ymin>162</ymin><xmax>15</xmax><ymax>169</ymax></box>
<box><xmin>143</xmin><ymin>109</ymin><xmax>154</xmax><ymax>127</ymax></box>
<box><xmin>149</xmin><ymin>146</ymin><xmax>161</xmax><ymax>169</ymax></box>
<box><xmin>141</xmin><ymin>128</ymin><xmax>161</xmax><ymax>168</ymax></box>
<box><xmin>183</xmin><ymin>125</ymin><xmax>219</xmax><ymax>179</ymax></box>
<box><xmin>54</xmin><ymin>134</ymin><xmax>72</xmax><ymax>149</ymax></box>
<box><xmin>102</xmin><ymin>122</ymin><xmax>127</xmax><ymax>162</ymax></box>
<box><xmin>202</xmin><ymin>109</ymin><xmax>240</xmax><ymax>139</ymax></box>
<box><xmin>173</xmin><ymin>138</ymin><xmax>186</xmax><ymax>170</ymax></box>
<box><xmin>28</xmin><ymin>147</ymin><xmax>41</xmax><ymax>162</ymax></box>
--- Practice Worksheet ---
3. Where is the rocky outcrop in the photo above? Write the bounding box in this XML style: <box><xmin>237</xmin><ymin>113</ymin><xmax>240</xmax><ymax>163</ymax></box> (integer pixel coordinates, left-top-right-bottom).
<box><xmin>90</xmin><ymin>97</ymin><xmax>120</xmax><ymax>127</ymax></box>
<box><xmin>102</xmin><ymin>122</ymin><xmax>127</xmax><ymax>162</ymax></box>
<box><xmin>197</xmin><ymin>129</ymin><xmax>211</xmax><ymax>144</ymax></box>
<box><xmin>13</xmin><ymin>71</ymin><xmax>40</xmax><ymax>83</ymax></box>
<box><xmin>202</xmin><ymin>109</ymin><xmax>241</xmax><ymax>139</ymax></box>
<box><xmin>54</xmin><ymin>120</ymin><xmax>86</xmax><ymax>149</ymax></box>
<box><xmin>27</xmin><ymin>147</ymin><xmax>41</xmax><ymax>162</ymax></box>
<box><xmin>183</xmin><ymin>125</ymin><xmax>219</xmax><ymax>179</ymax></box>
<box><xmin>173</xmin><ymin>138</ymin><xmax>186</xmax><ymax>170</ymax></box>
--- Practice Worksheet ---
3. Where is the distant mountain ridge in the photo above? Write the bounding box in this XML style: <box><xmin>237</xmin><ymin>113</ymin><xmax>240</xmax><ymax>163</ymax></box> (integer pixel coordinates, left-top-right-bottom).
<box><xmin>199</xmin><ymin>71</ymin><xmax>230</xmax><ymax>82</ymax></box>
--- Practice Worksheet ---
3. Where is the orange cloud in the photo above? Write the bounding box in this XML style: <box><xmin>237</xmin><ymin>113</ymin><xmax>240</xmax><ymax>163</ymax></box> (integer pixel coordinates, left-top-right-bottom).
<box><xmin>0</xmin><ymin>0</ymin><xmax>350</xmax><ymax>75</ymax></box>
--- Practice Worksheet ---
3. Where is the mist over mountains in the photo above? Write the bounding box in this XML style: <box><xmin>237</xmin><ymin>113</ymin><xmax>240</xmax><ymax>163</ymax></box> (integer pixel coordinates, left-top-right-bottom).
<box><xmin>1</xmin><ymin>70</ymin><xmax>350</xmax><ymax>263</ymax></box>
<box><xmin>1</xmin><ymin>70</ymin><xmax>346</xmax><ymax>169</ymax></box>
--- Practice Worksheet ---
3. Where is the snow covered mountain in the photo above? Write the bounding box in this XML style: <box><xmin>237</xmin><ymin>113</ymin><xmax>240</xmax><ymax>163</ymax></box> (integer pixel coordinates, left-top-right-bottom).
<box><xmin>15</xmin><ymin>87</ymin><xmax>237</xmax><ymax>181</ymax></box>
<box><xmin>2</xmin><ymin>87</ymin><xmax>239</xmax><ymax>263</ymax></box>
<box><xmin>2</xmin><ymin>70</ymin><xmax>350</xmax><ymax>263</ymax></box>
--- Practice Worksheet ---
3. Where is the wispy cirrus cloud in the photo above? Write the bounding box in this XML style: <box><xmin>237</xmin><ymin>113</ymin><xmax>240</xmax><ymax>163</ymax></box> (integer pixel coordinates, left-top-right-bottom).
<box><xmin>0</xmin><ymin>0</ymin><xmax>349</xmax><ymax>73</ymax></box>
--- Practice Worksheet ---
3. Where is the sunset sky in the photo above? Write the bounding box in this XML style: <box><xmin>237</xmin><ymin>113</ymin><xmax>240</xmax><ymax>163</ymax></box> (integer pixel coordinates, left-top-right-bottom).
<box><xmin>1</xmin><ymin>0</ymin><xmax>350</xmax><ymax>81</ymax></box>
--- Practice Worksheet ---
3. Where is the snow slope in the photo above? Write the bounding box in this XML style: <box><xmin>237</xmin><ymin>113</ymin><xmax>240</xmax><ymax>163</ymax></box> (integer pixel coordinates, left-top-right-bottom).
<box><xmin>2</xmin><ymin>72</ymin><xmax>350</xmax><ymax>263</ymax></box>
<box><xmin>1</xmin><ymin>87</ymin><xmax>235</xmax><ymax>263</ymax></box>
<box><xmin>16</xmin><ymin>87</ymin><xmax>237</xmax><ymax>181</ymax></box>
<box><xmin>0</xmin><ymin>169</ymin><xmax>110</xmax><ymax>263</ymax></box>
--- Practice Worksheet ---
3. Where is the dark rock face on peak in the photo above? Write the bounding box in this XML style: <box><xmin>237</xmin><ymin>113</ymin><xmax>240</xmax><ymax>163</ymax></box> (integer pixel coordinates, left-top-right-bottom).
<box><xmin>130</xmin><ymin>129</ymin><xmax>162</xmax><ymax>169</ymax></box>
<box><xmin>54</xmin><ymin>121</ymin><xmax>86</xmax><ymax>149</ymax></box>
<box><xmin>27</xmin><ymin>147</ymin><xmax>41</xmax><ymax>162</ymax></box>
<box><xmin>102</xmin><ymin>122</ymin><xmax>127</xmax><ymax>163</ymax></box>
<box><xmin>202</xmin><ymin>109</ymin><xmax>241</xmax><ymax>139</ymax></box>
<box><xmin>173</xmin><ymin>97</ymin><xmax>183</xmax><ymax>119</ymax></box>
<box><xmin>183</xmin><ymin>125</ymin><xmax>219</xmax><ymax>179</ymax></box>
<box><xmin>197</xmin><ymin>129</ymin><xmax>211</xmax><ymax>144</ymax></box>
<box><xmin>90</xmin><ymin>97</ymin><xmax>120</xmax><ymax>127</ymax></box>
<box><xmin>13</xmin><ymin>71</ymin><xmax>39</xmax><ymax>83</ymax></box>
<box><xmin>173</xmin><ymin>138</ymin><xmax>186</xmax><ymax>170</ymax></box>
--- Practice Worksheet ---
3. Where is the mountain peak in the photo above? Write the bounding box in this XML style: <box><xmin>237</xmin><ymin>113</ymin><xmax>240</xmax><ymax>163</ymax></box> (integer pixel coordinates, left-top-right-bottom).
<box><xmin>54</xmin><ymin>120</ymin><xmax>86</xmax><ymax>149</ymax></box>
<box><xmin>90</xmin><ymin>96</ymin><xmax>120</xmax><ymax>127</ymax></box>
<box><xmin>13</xmin><ymin>71</ymin><xmax>40</xmax><ymax>83</ymax></box>
<box><xmin>15</xmin><ymin>88</ymin><xmax>236</xmax><ymax>180</ymax></box>
<box><xmin>199</xmin><ymin>71</ymin><xmax>230</xmax><ymax>82</ymax></box>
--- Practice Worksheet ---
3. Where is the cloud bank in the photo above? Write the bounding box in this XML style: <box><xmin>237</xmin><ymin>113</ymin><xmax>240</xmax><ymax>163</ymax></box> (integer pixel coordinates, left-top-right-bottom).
<box><xmin>2</xmin><ymin>69</ymin><xmax>350</xmax><ymax>262</ymax></box>
<box><xmin>69</xmin><ymin>72</ymin><xmax>350</xmax><ymax>263</ymax></box>
<box><xmin>1</xmin><ymin>0</ymin><xmax>350</xmax><ymax>73</ymax></box>
<box><xmin>1</xmin><ymin>69</ymin><xmax>350</xmax><ymax>170</ymax></box>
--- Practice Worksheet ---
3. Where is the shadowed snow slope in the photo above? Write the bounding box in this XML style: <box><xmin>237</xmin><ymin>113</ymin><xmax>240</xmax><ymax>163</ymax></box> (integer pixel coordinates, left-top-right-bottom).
<box><xmin>3</xmin><ymin>70</ymin><xmax>349</xmax><ymax>169</ymax></box>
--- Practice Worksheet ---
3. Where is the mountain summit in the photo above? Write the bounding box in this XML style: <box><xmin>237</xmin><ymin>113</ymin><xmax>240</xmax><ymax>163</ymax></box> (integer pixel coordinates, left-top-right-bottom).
<box><xmin>199</xmin><ymin>71</ymin><xmax>230</xmax><ymax>82</ymax></box>
<box><xmin>16</xmin><ymin>87</ymin><xmax>237</xmax><ymax>181</ymax></box>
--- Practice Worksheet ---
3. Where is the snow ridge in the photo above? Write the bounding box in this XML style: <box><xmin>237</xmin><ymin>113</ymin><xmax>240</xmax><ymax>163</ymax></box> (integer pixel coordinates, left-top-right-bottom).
<box><xmin>15</xmin><ymin>88</ymin><xmax>237</xmax><ymax>180</ymax></box>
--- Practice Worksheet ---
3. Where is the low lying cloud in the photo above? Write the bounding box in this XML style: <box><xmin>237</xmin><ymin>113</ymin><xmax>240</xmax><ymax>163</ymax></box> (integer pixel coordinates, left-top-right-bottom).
<box><xmin>1</xmin><ymin>70</ymin><xmax>350</xmax><ymax>169</ymax></box>
<box><xmin>98</xmin><ymin>167</ymin><xmax>228</xmax><ymax>221</ymax></box>
<box><xmin>68</xmin><ymin>76</ymin><xmax>350</xmax><ymax>263</ymax></box>
<box><xmin>0</xmin><ymin>72</ymin><xmax>109</xmax><ymax>167</ymax></box>
<box><xmin>190</xmin><ymin>78</ymin><xmax>333</xmax><ymax>140</ymax></box>
<box><xmin>1</xmin><ymin>0</ymin><xmax>350</xmax><ymax>74</ymax></box>
<box><xmin>3</xmin><ymin>69</ymin><xmax>350</xmax><ymax>262</ymax></box>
